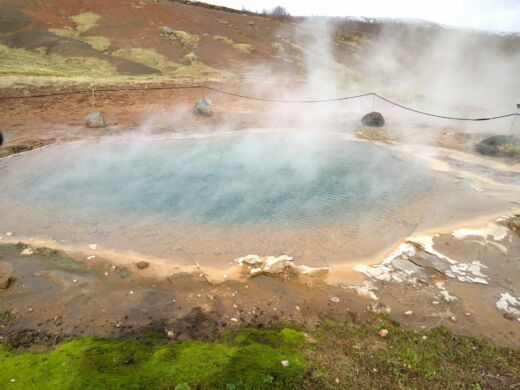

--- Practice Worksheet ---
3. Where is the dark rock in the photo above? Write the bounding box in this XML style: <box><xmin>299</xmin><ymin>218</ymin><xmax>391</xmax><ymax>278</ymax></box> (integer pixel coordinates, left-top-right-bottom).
<box><xmin>192</xmin><ymin>98</ymin><xmax>213</xmax><ymax>116</ymax></box>
<box><xmin>0</xmin><ymin>262</ymin><xmax>14</xmax><ymax>289</ymax></box>
<box><xmin>84</xmin><ymin>112</ymin><xmax>106</xmax><ymax>128</ymax></box>
<box><xmin>475</xmin><ymin>135</ymin><xmax>520</xmax><ymax>158</ymax></box>
<box><xmin>361</xmin><ymin>111</ymin><xmax>385</xmax><ymax>127</ymax></box>
<box><xmin>0</xmin><ymin>130</ymin><xmax>3</xmax><ymax>146</ymax></box>
<box><xmin>135</xmin><ymin>261</ymin><xmax>150</xmax><ymax>270</ymax></box>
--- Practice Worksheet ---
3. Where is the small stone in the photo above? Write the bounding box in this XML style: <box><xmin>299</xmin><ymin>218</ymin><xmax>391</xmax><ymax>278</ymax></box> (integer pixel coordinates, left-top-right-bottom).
<box><xmin>20</xmin><ymin>248</ymin><xmax>34</xmax><ymax>256</ymax></box>
<box><xmin>422</xmin><ymin>335</ymin><xmax>428</xmax><ymax>340</ymax></box>
<box><xmin>329</xmin><ymin>296</ymin><xmax>340</xmax><ymax>303</ymax></box>
<box><xmin>449</xmin><ymin>316</ymin><xmax>457</xmax><ymax>322</ymax></box>
<box><xmin>230</xmin><ymin>317</ymin><xmax>238</xmax><ymax>322</ymax></box>
<box><xmin>432</xmin><ymin>301</ymin><xmax>440</xmax><ymax>305</ymax></box>
<box><xmin>5</xmin><ymin>232</ymin><xmax>13</xmax><ymax>237</ymax></box>
<box><xmin>87</xmin><ymin>256</ymin><xmax>96</xmax><ymax>260</ymax></box>
<box><xmin>335</xmin><ymin>378</ymin><xmax>340</xmax><ymax>384</ymax></box>
<box><xmin>378</xmin><ymin>328</ymin><xmax>389</xmax><ymax>338</ymax></box>
<box><xmin>135</xmin><ymin>261</ymin><xmax>150</xmax><ymax>270</ymax></box>
<box><xmin>166</xmin><ymin>330</ymin><xmax>174</xmax><ymax>337</ymax></box>
<box><xmin>104</xmin><ymin>272</ymin><xmax>109</xmax><ymax>276</ymax></box>
<box><xmin>281</xmin><ymin>360</ymin><xmax>289</xmax><ymax>367</ymax></box>
<box><xmin>89</xmin><ymin>244</ymin><xmax>97</xmax><ymax>250</ymax></box>
<box><xmin>27</xmin><ymin>307</ymin><xmax>33</xmax><ymax>312</ymax></box>
<box><xmin>72</xmin><ymin>279</ymin><xmax>78</xmax><ymax>283</ymax></box>
<box><xmin>404</xmin><ymin>310</ymin><xmax>413</xmax><ymax>316</ymax></box>
<box><xmin>129</xmin><ymin>290</ymin><xmax>134</xmax><ymax>295</ymax></box>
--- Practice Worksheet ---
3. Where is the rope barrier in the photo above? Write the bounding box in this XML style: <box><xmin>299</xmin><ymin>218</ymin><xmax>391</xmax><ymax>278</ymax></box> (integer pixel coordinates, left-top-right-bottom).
<box><xmin>0</xmin><ymin>84</ymin><xmax>518</xmax><ymax>122</ymax></box>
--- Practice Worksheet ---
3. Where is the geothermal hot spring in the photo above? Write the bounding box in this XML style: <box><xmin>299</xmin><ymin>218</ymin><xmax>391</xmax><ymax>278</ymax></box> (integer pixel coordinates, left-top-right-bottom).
<box><xmin>0</xmin><ymin>130</ymin><xmax>508</xmax><ymax>271</ymax></box>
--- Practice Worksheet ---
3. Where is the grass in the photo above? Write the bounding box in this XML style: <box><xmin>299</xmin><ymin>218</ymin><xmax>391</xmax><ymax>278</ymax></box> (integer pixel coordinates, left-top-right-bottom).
<box><xmin>48</xmin><ymin>12</ymin><xmax>110</xmax><ymax>52</ymax></box>
<box><xmin>1</xmin><ymin>317</ymin><xmax>519</xmax><ymax>389</ymax></box>
<box><xmin>304</xmin><ymin>316</ymin><xmax>520</xmax><ymax>389</ymax></box>
<box><xmin>232</xmin><ymin>44</ymin><xmax>253</xmax><ymax>54</ymax></box>
<box><xmin>0</xmin><ymin>42</ymin><xmax>231</xmax><ymax>88</ymax></box>
<box><xmin>0</xmin><ymin>328</ymin><xmax>307</xmax><ymax>389</ymax></box>
<box><xmin>112</xmin><ymin>47</ymin><xmax>230</xmax><ymax>79</ymax></box>
<box><xmin>213</xmin><ymin>35</ymin><xmax>234</xmax><ymax>45</ymax></box>
<box><xmin>0</xmin><ymin>44</ymin><xmax>118</xmax><ymax>78</ymax></box>
<box><xmin>112</xmin><ymin>48</ymin><xmax>179</xmax><ymax>74</ymax></box>
<box><xmin>69</xmin><ymin>12</ymin><xmax>101</xmax><ymax>34</ymax></box>
<box><xmin>173</xmin><ymin>31</ymin><xmax>200</xmax><ymax>49</ymax></box>
<box><xmin>213</xmin><ymin>35</ymin><xmax>253</xmax><ymax>54</ymax></box>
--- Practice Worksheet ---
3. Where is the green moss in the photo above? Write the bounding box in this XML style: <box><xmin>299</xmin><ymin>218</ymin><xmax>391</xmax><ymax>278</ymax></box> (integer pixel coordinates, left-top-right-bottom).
<box><xmin>0</xmin><ymin>328</ymin><xmax>307</xmax><ymax>389</ymax></box>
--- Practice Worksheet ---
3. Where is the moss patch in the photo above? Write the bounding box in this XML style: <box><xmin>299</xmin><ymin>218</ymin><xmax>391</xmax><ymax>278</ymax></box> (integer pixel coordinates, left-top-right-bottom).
<box><xmin>212</xmin><ymin>35</ymin><xmax>253</xmax><ymax>54</ymax></box>
<box><xmin>48</xmin><ymin>12</ymin><xmax>110</xmax><ymax>52</ymax></box>
<box><xmin>112</xmin><ymin>47</ymin><xmax>230</xmax><ymax>80</ymax></box>
<box><xmin>0</xmin><ymin>328</ymin><xmax>306</xmax><ymax>389</ymax></box>
<box><xmin>213</xmin><ymin>35</ymin><xmax>234</xmax><ymax>45</ymax></box>
<box><xmin>112</xmin><ymin>48</ymin><xmax>178</xmax><ymax>74</ymax></box>
<box><xmin>69</xmin><ymin>12</ymin><xmax>101</xmax><ymax>34</ymax></box>
<box><xmin>173</xmin><ymin>31</ymin><xmax>200</xmax><ymax>49</ymax></box>
<box><xmin>232</xmin><ymin>43</ymin><xmax>253</xmax><ymax>54</ymax></box>
<box><xmin>0</xmin><ymin>44</ymin><xmax>118</xmax><ymax>78</ymax></box>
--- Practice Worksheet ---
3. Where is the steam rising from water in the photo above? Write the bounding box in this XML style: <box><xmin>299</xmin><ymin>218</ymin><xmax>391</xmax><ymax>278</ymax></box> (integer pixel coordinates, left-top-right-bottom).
<box><xmin>8</xmin><ymin>132</ymin><xmax>435</xmax><ymax>227</ymax></box>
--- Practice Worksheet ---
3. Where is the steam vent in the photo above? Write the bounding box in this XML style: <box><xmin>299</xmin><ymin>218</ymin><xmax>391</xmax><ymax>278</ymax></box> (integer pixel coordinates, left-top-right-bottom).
<box><xmin>361</xmin><ymin>111</ymin><xmax>385</xmax><ymax>127</ymax></box>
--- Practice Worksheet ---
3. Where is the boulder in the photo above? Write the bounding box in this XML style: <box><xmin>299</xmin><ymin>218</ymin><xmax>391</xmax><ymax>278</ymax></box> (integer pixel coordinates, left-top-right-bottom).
<box><xmin>161</xmin><ymin>26</ymin><xmax>173</xmax><ymax>35</ymax></box>
<box><xmin>192</xmin><ymin>98</ymin><xmax>213</xmax><ymax>117</ymax></box>
<box><xmin>475</xmin><ymin>135</ymin><xmax>520</xmax><ymax>158</ymax></box>
<box><xmin>361</xmin><ymin>111</ymin><xmax>385</xmax><ymax>127</ymax></box>
<box><xmin>84</xmin><ymin>112</ymin><xmax>106</xmax><ymax>128</ymax></box>
<box><xmin>0</xmin><ymin>262</ymin><xmax>14</xmax><ymax>289</ymax></box>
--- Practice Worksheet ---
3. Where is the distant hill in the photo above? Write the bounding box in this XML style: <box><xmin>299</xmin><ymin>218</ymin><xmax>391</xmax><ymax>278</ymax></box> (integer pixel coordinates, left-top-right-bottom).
<box><xmin>1</xmin><ymin>0</ymin><xmax>519</xmax><ymax>90</ymax></box>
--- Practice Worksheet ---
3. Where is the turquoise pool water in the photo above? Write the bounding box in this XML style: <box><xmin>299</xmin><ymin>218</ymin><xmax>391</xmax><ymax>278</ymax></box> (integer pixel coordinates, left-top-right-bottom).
<box><xmin>6</xmin><ymin>132</ymin><xmax>434</xmax><ymax>227</ymax></box>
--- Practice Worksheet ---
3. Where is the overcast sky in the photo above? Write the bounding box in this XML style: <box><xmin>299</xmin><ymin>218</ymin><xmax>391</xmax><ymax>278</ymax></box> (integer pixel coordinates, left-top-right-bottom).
<box><xmin>205</xmin><ymin>0</ymin><xmax>520</xmax><ymax>33</ymax></box>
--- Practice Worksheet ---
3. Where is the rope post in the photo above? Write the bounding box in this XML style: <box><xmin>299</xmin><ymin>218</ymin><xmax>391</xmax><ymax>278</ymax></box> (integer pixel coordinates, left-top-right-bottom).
<box><xmin>509</xmin><ymin>104</ymin><xmax>520</xmax><ymax>132</ymax></box>
<box><xmin>91</xmin><ymin>87</ymin><xmax>96</xmax><ymax>112</ymax></box>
